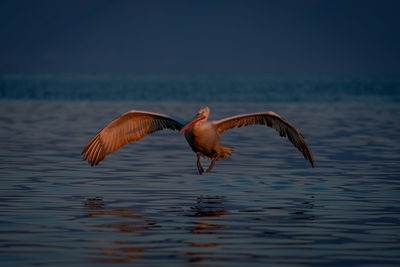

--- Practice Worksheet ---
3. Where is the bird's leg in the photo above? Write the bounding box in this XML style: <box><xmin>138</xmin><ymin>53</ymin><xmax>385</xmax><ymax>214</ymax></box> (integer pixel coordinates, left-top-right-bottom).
<box><xmin>196</xmin><ymin>152</ymin><xmax>204</xmax><ymax>175</ymax></box>
<box><xmin>197</xmin><ymin>156</ymin><xmax>204</xmax><ymax>175</ymax></box>
<box><xmin>205</xmin><ymin>159</ymin><xmax>216</xmax><ymax>173</ymax></box>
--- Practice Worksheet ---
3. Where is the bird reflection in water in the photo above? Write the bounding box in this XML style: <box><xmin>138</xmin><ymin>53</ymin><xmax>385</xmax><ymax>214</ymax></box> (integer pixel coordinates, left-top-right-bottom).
<box><xmin>185</xmin><ymin>195</ymin><xmax>228</xmax><ymax>262</ymax></box>
<box><xmin>84</xmin><ymin>197</ymin><xmax>154</xmax><ymax>263</ymax></box>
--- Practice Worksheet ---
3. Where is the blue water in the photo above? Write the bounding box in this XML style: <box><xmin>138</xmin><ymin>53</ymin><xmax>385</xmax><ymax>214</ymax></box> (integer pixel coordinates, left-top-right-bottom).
<box><xmin>0</xmin><ymin>76</ymin><xmax>400</xmax><ymax>266</ymax></box>
<box><xmin>1</xmin><ymin>74</ymin><xmax>399</xmax><ymax>102</ymax></box>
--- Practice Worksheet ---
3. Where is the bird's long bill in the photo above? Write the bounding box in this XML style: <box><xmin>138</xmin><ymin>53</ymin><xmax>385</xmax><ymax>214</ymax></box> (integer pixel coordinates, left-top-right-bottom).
<box><xmin>180</xmin><ymin>114</ymin><xmax>206</xmax><ymax>133</ymax></box>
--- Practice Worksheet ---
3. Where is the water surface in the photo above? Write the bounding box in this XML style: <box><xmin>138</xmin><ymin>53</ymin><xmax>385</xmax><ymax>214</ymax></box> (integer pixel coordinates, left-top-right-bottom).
<box><xmin>0</xmin><ymin>100</ymin><xmax>399</xmax><ymax>266</ymax></box>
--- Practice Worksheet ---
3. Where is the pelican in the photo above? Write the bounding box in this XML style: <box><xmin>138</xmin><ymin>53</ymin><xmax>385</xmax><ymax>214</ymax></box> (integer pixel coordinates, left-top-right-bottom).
<box><xmin>82</xmin><ymin>106</ymin><xmax>314</xmax><ymax>174</ymax></box>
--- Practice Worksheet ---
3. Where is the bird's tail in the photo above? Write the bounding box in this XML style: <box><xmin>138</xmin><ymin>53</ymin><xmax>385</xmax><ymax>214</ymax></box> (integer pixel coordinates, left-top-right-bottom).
<box><xmin>218</xmin><ymin>145</ymin><xmax>234</xmax><ymax>160</ymax></box>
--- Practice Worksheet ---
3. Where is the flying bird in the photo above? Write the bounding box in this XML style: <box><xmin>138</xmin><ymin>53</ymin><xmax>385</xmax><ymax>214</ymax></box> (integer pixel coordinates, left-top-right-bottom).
<box><xmin>82</xmin><ymin>107</ymin><xmax>314</xmax><ymax>174</ymax></box>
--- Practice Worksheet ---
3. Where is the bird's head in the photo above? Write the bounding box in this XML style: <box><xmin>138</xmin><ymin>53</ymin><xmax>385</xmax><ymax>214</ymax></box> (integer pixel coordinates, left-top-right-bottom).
<box><xmin>180</xmin><ymin>106</ymin><xmax>210</xmax><ymax>133</ymax></box>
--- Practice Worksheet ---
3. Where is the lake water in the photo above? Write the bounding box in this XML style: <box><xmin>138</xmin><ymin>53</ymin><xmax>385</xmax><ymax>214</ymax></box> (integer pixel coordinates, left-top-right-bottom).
<box><xmin>0</xmin><ymin>77</ymin><xmax>400</xmax><ymax>266</ymax></box>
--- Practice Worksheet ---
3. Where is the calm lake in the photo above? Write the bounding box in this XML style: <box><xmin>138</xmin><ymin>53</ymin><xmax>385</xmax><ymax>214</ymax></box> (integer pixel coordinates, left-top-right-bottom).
<box><xmin>0</xmin><ymin>77</ymin><xmax>400</xmax><ymax>266</ymax></box>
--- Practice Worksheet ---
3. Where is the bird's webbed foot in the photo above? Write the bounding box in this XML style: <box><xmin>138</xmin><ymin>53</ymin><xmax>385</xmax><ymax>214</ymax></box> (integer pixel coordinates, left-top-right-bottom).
<box><xmin>205</xmin><ymin>159</ymin><xmax>216</xmax><ymax>173</ymax></box>
<box><xmin>198</xmin><ymin>165</ymin><xmax>204</xmax><ymax>175</ymax></box>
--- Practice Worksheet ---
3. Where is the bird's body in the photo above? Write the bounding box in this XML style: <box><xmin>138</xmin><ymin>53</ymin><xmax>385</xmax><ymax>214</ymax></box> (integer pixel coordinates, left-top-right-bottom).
<box><xmin>82</xmin><ymin>106</ymin><xmax>314</xmax><ymax>174</ymax></box>
<box><xmin>184</xmin><ymin>120</ymin><xmax>227</xmax><ymax>159</ymax></box>
<box><xmin>183</xmin><ymin>117</ymin><xmax>233</xmax><ymax>173</ymax></box>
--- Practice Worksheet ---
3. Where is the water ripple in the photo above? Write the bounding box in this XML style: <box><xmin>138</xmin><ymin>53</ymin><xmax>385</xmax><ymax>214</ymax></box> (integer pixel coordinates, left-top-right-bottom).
<box><xmin>0</xmin><ymin>101</ymin><xmax>399</xmax><ymax>266</ymax></box>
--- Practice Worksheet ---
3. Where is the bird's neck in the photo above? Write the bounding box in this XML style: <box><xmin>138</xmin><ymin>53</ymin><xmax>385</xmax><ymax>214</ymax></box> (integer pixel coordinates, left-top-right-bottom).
<box><xmin>191</xmin><ymin>119</ymin><xmax>208</xmax><ymax>132</ymax></box>
<box><xmin>195</xmin><ymin>119</ymin><xmax>207</xmax><ymax>126</ymax></box>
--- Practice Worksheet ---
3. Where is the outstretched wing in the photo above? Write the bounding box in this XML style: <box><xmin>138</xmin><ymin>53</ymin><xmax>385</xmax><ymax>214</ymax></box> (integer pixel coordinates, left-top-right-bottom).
<box><xmin>213</xmin><ymin>112</ymin><xmax>314</xmax><ymax>167</ymax></box>
<box><xmin>82</xmin><ymin>110</ymin><xmax>183</xmax><ymax>166</ymax></box>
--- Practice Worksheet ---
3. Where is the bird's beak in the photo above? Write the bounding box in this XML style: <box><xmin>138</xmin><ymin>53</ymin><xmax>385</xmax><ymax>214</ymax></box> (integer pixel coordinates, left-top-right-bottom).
<box><xmin>180</xmin><ymin>114</ymin><xmax>206</xmax><ymax>133</ymax></box>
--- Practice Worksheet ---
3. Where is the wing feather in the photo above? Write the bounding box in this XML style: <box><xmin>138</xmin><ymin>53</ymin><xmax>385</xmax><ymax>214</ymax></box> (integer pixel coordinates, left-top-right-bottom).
<box><xmin>89</xmin><ymin>140</ymin><xmax>100</xmax><ymax>164</ymax></box>
<box><xmin>213</xmin><ymin>112</ymin><xmax>314</xmax><ymax>167</ymax></box>
<box><xmin>82</xmin><ymin>110</ymin><xmax>183</xmax><ymax>165</ymax></box>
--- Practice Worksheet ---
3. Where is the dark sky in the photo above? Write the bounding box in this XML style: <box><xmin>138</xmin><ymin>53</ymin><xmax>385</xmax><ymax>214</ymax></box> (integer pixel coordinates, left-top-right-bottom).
<box><xmin>1</xmin><ymin>0</ymin><xmax>400</xmax><ymax>76</ymax></box>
